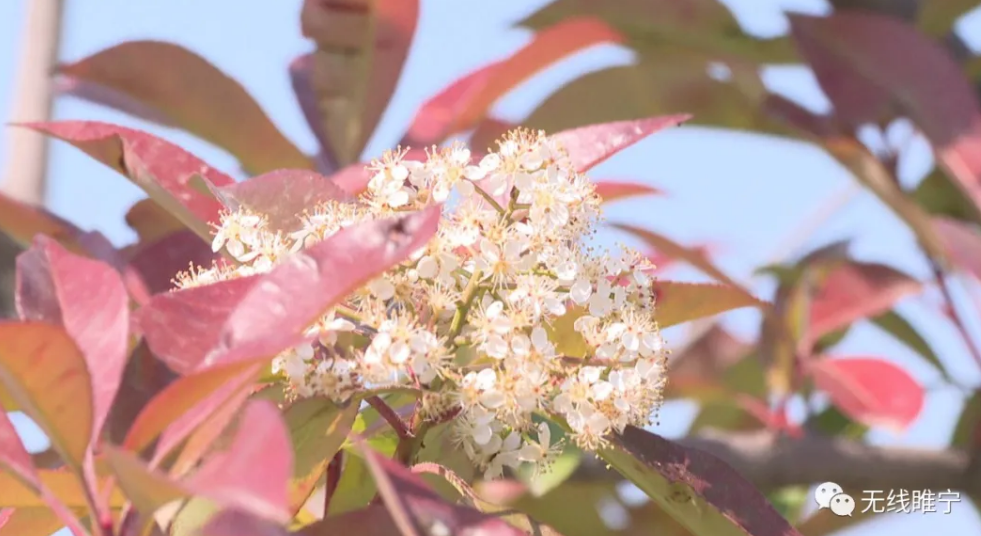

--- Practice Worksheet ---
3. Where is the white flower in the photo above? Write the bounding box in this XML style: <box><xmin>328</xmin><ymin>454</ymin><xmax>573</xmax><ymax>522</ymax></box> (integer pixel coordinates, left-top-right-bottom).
<box><xmin>185</xmin><ymin>127</ymin><xmax>668</xmax><ymax>472</ymax></box>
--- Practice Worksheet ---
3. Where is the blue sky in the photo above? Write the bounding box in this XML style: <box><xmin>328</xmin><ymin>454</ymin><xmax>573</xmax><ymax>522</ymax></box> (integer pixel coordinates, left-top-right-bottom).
<box><xmin>1</xmin><ymin>0</ymin><xmax>980</xmax><ymax>534</ymax></box>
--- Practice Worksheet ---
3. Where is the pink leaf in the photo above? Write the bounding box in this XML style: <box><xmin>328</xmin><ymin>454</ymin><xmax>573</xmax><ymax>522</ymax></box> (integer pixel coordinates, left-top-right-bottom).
<box><xmin>186</xmin><ymin>400</ymin><xmax>293</xmax><ymax>523</ymax></box>
<box><xmin>790</xmin><ymin>12</ymin><xmax>981</xmax><ymax>214</ymax></box>
<box><xmin>551</xmin><ymin>115</ymin><xmax>691</xmax><ymax>172</ymax></box>
<box><xmin>593</xmin><ymin>180</ymin><xmax>663</xmax><ymax>204</ymax></box>
<box><xmin>15</xmin><ymin>237</ymin><xmax>129</xmax><ymax>448</ymax></box>
<box><xmin>809</xmin><ymin>356</ymin><xmax>925</xmax><ymax>430</ymax></box>
<box><xmin>213</xmin><ymin>206</ymin><xmax>441</xmax><ymax>367</ymax></box>
<box><xmin>124</xmin><ymin>230</ymin><xmax>223</xmax><ymax>295</ymax></box>
<box><xmin>734</xmin><ymin>394</ymin><xmax>803</xmax><ymax>438</ymax></box>
<box><xmin>134</xmin><ymin>206</ymin><xmax>441</xmax><ymax>373</ymax></box>
<box><xmin>21</xmin><ymin>121</ymin><xmax>235</xmax><ymax>241</ymax></box>
<box><xmin>607</xmin><ymin>427</ymin><xmax>803</xmax><ymax>536</ymax></box>
<box><xmin>135</xmin><ymin>276</ymin><xmax>260</xmax><ymax>374</ymax></box>
<box><xmin>468</xmin><ymin>117</ymin><xmax>518</xmax><ymax>151</ymax></box>
<box><xmin>808</xmin><ymin>262</ymin><xmax>922</xmax><ymax>340</ymax></box>
<box><xmin>404</xmin><ymin>61</ymin><xmax>501</xmax><ymax>145</ymax></box>
<box><xmin>214</xmin><ymin>170</ymin><xmax>353</xmax><ymax>232</ymax></box>
<box><xmin>933</xmin><ymin>216</ymin><xmax>981</xmax><ymax>281</ymax></box>
<box><xmin>202</xmin><ymin>510</ymin><xmax>288</xmax><ymax>536</ymax></box>
<box><xmin>122</xmin><ymin>359</ymin><xmax>259</xmax><ymax>458</ymax></box>
<box><xmin>403</xmin><ymin>17</ymin><xmax>626</xmax><ymax>146</ymax></box>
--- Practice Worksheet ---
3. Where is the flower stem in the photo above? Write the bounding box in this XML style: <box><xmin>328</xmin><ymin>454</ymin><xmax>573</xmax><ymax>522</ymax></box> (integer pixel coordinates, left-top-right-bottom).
<box><xmin>448</xmin><ymin>269</ymin><xmax>483</xmax><ymax>342</ymax></box>
<box><xmin>366</xmin><ymin>396</ymin><xmax>412</xmax><ymax>439</ymax></box>
<box><xmin>475</xmin><ymin>186</ymin><xmax>505</xmax><ymax>214</ymax></box>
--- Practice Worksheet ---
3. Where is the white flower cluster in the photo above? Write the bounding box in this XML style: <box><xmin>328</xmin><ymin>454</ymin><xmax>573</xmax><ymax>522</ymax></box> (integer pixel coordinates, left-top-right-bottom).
<box><xmin>176</xmin><ymin>129</ymin><xmax>668</xmax><ymax>479</ymax></box>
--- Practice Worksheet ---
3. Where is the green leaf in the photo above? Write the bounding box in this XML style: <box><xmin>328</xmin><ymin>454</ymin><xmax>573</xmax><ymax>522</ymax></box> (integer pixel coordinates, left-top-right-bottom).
<box><xmin>544</xmin><ymin>305</ymin><xmax>590</xmax><ymax>358</ymax></box>
<box><xmin>654</xmin><ymin>281</ymin><xmax>767</xmax><ymax>328</ymax></box>
<box><xmin>871</xmin><ymin>310</ymin><xmax>949</xmax><ymax>379</ymax></box>
<box><xmin>519</xmin><ymin>0</ymin><xmax>798</xmax><ymax>64</ymax></box>
<box><xmin>326</xmin><ymin>451</ymin><xmax>377</xmax><ymax>517</ymax></box>
<box><xmin>805</xmin><ymin>405</ymin><xmax>868</xmax><ymax>439</ymax></box>
<box><xmin>168</xmin><ymin>497</ymin><xmax>222</xmax><ymax>536</ymax></box>
<box><xmin>912</xmin><ymin>171</ymin><xmax>981</xmax><ymax>223</ymax></box>
<box><xmin>513</xmin><ymin>447</ymin><xmax>581</xmax><ymax>497</ymax></box>
<box><xmin>951</xmin><ymin>391</ymin><xmax>981</xmax><ymax>448</ymax></box>
<box><xmin>283</xmin><ymin>398</ymin><xmax>359</xmax><ymax>512</ymax></box>
<box><xmin>767</xmin><ymin>486</ymin><xmax>810</xmax><ymax>526</ymax></box>
<box><xmin>103</xmin><ymin>446</ymin><xmax>187</xmax><ymax>516</ymax></box>
<box><xmin>918</xmin><ymin>0</ymin><xmax>981</xmax><ymax>37</ymax></box>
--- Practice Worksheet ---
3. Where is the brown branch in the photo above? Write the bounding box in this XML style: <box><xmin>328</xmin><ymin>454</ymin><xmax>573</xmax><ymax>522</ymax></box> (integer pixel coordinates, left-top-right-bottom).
<box><xmin>366</xmin><ymin>395</ymin><xmax>412</xmax><ymax>439</ymax></box>
<box><xmin>572</xmin><ymin>429</ymin><xmax>981</xmax><ymax>495</ymax></box>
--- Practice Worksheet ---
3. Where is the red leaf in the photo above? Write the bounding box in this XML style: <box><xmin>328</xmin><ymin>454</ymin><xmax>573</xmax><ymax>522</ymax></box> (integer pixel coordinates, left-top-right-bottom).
<box><xmin>808</xmin><ymin>356</ymin><xmax>925</xmax><ymax>430</ymax></box>
<box><xmin>186</xmin><ymin>400</ymin><xmax>293</xmax><ymax>522</ymax></box>
<box><xmin>0</xmin><ymin>413</ymin><xmax>86</xmax><ymax>535</ymax></box>
<box><xmin>348</xmin><ymin>440</ymin><xmax>524</xmax><ymax>536</ymax></box>
<box><xmin>202</xmin><ymin>510</ymin><xmax>288</xmax><ymax>536</ymax></box>
<box><xmin>152</xmin><ymin>370</ymin><xmax>254</xmax><ymax>467</ymax></box>
<box><xmin>21</xmin><ymin>121</ymin><xmax>235</xmax><ymax>241</ymax></box>
<box><xmin>606</xmin><ymin>427</ymin><xmax>803</xmax><ymax>536</ymax></box>
<box><xmin>789</xmin><ymin>12</ymin><xmax>981</xmax><ymax>213</ymax></box>
<box><xmin>933</xmin><ymin>216</ymin><xmax>981</xmax><ymax>281</ymax></box>
<box><xmin>215</xmin><ymin>170</ymin><xmax>353</xmax><ymax>232</ymax></box>
<box><xmin>808</xmin><ymin>262</ymin><xmax>922</xmax><ymax>340</ymax></box>
<box><xmin>135</xmin><ymin>276</ymin><xmax>260</xmax><ymax>374</ymax></box>
<box><xmin>611</xmin><ymin>223</ymin><xmax>749</xmax><ymax>293</ymax></box>
<box><xmin>15</xmin><ymin>237</ymin><xmax>129</xmax><ymax>447</ymax></box>
<box><xmin>551</xmin><ymin>115</ymin><xmax>691</xmax><ymax>172</ymax></box>
<box><xmin>123</xmin><ymin>359</ymin><xmax>259</xmax><ymax>458</ymax></box>
<box><xmin>404</xmin><ymin>61</ymin><xmax>501</xmax><ymax>145</ymax></box>
<box><xmin>213</xmin><ymin>206</ymin><xmax>441</xmax><ymax>368</ymax></box>
<box><xmin>299</xmin><ymin>0</ymin><xmax>420</xmax><ymax>166</ymax></box>
<box><xmin>404</xmin><ymin>17</ymin><xmax>626</xmax><ymax>145</ymax></box>
<box><xmin>124</xmin><ymin>230</ymin><xmax>222</xmax><ymax>295</ymax></box>
<box><xmin>0</xmin><ymin>193</ymin><xmax>88</xmax><ymax>254</ymax></box>
<box><xmin>135</xmin><ymin>207</ymin><xmax>441</xmax><ymax>373</ymax></box>
<box><xmin>593</xmin><ymin>180</ymin><xmax>662</xmax><ymax>204</ymax></box>
<box><xmin>57</xmin><ymin>41</ymin><xmax>311</xmax><ymax>175</ymax></box>
<box><xmin>734</xmin><ymin>394</ymin><xmax>803</xmax><ymax>438</ymax></box>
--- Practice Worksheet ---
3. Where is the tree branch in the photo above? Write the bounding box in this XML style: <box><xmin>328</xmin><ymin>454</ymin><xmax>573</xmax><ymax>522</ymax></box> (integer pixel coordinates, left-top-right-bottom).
<box><xmin>573</xmin><ymin>429</ymin><xmax>980</xmax><ymax>495</ymax></box>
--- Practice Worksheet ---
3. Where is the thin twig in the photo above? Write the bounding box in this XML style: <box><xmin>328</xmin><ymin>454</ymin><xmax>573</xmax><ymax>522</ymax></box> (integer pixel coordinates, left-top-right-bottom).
<box><xmin>366</xmin><ymin>396</ymin><xmax>413</xmax><ymax>439</ymax></box>
<box><xmin>932</xmin><ymin>260</ymin><xmax>981</xmax><ymax>373</ymax></box>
